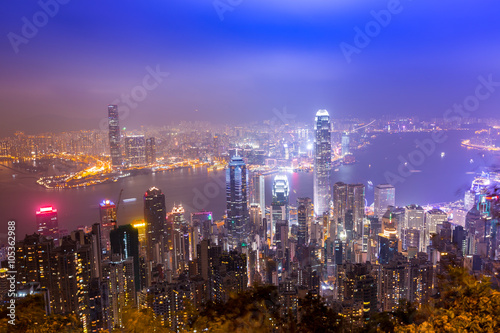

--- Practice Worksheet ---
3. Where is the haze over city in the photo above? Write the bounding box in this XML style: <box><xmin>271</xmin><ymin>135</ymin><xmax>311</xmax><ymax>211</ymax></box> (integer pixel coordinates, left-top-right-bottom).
<box><xmin>1</xmin><ymin>0</ymin><xmax>500</xmax><ymax>135</ymax></box>
<box><xmin>1</xmin><ymin>1</ymin><xmax>500</xmax><ymax>332</ymax></box>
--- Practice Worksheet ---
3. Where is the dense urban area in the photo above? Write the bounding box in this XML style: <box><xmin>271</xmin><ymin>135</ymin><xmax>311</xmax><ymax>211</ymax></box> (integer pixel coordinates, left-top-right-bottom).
<box><xmin>1</xmin><ymin>108</ymin><xmax>500</xmax><ymax>332</ymax></box>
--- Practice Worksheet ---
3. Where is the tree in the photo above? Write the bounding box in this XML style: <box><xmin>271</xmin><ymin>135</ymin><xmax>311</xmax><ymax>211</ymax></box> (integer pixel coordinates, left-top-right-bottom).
<box><xmin>191</xmin><ymin>284</ymin><xmax>279</xmax><ymax>332</ymax></box>
<box><xmin>396</xmin><ymin>267</ymin><xmax>500</xmax><ymax>332</ymax></box>
<box><xmin>0</xmin><ymin>294</ymin><xmax>81</xmax><ymax>333</ymax></box>
<box><xmin>118</xmin><ymin>307</ymin><xmax>168</xmax><ymax>333</ymax></box>
<box><xmin>297</xmin><ymin>294</ymin><xmax>342</xmax><ymax>333</ymax></box>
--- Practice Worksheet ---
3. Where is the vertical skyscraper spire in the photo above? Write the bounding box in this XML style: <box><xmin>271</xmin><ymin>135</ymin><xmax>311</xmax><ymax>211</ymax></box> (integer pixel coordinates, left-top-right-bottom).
<box><xmin>313</xmin><ymin>109</ymin><xmax>332</xmax><ymax>216</ymax></box>
<box><xmin>108</xmin><ymin>105</ymin><xmax>122</xmax><ymax>167</ymax></box>
<box><xmin>226</xmin><ymin>155</ymin><xmax>249</xmax><ymax>248</ymax></box>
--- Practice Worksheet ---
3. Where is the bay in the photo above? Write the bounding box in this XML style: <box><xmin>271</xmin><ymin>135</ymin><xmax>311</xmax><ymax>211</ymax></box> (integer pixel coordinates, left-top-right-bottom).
<box><xmin>1</xmin><ymin>130</ymin><xmax>498</xmax><ymax>238</ymax></box>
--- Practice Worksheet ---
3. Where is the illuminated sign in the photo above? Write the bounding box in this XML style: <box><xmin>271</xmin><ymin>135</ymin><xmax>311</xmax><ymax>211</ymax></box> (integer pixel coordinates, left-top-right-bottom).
<box><xmin>37</xmin><ymin>206</ymin><xmax>57</xmax><ymax>214</ymax></box>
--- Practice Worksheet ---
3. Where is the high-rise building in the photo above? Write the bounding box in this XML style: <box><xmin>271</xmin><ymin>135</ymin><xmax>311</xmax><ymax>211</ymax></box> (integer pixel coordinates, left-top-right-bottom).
<box><xmin>380</xmin><ymin>258</ymin><xmax>407</xmax><ymax>312</ymax></box>
<box><xmin>347</xmin><ymin>184</ymin><xmax>365</xmax><ymax>230</ymax></box>
<box><xmin>404</xmin><ymin>204</ymin><xmax>425</xmax><ymax>251</ymax></box>
<box><xmin>36</xmin><ymin>206</ymin><xmax>59</xmax><ymax>245</ymax></box>
<box><xmin>144</xmin><ymin>187</ymin><xmax>166</xmax><ymax>263</ymax></box>
<box><xmin>110</xmin><ymin>224</ymin><xmax>141</xmax><ymax>291</ymax></box>
<box><xmin>378</xmin><ymin>229</ymin><xmax>398</xmax><ymax>265</ymax></box>
<box><xmin>297</xmin><ymin>201</ymin><xmax>308</xmax><ymax>247</ymax></box>
<box><xmin>108</xmin><ymin>105</ymin><xmax>121</xmax><ymax>167</ymax></box>
<box><xmin>191</xmin><ymin>211</ymin><xmax>213</xmax><ymax>242</ymax></box>
<box><xmin>341</xmin><ymin>132</ymin><xmax>350</xmax><ymax>156</ymax></box>
<box><xmin>402</xmin><ymin>228</ymin><xmax>420</xmax><ymax>252</ymax></box>
<box><xmin>15</xmin><ymin>234</ymin><xmax>57</xmax><ymax>305</ymax></box>
<box><xmin>271</xmin><ymin>175</ymin><xmax>290</xmax><ymax>244</ymax></box>
<box><xmin>337</xmin><ymin>262</ymin><xmax>378</xmax><ymax>318</ymax></box>
<box><xmin>251</xmin><ymin>173</ymin><xmax>266</xmax><ymax>213</ymax></box>
<box><xmin>275</xmin><ymin>219</ymin><xmax>289</xmax><ymax>281</ymax></box>
<box><xmin>424</xmin><ymin>208</ymin><xmax>447</xmax><ymax>249</ymax></box>
<box><xmin>102</xmin><ymin>255</ymin><xmax>136</xmax><ymax>328</ymax></box>
<box><xmin>297</xmin><ymin>197</ymin><xmax>313</xmax><ymax>246</ymax></box>
<box><xmin>125</xmin><ymin>135</ymin><xmax>146</xmax><ymax>166</ymax></box>
<box><xmin>249</xmin><ymin>204</ymin><xmax>262</xmax><ymax>235</ymax></box>
<box><xmin>166</xmin><ymin>205</ymin><xmax>192</xmax><ymax>274</ymax></box>
<box><xmin>54</xmin><ymin>237</ymin><xmax>93</xmax><ymax>330</ymax></box>
<box><xmin>333</xmin><ymin>183</ymin><xmax>365</xmax><ymax>237</ymax></box>
<box><xmin>225</xmin><ymin>156</ymin><xmax>249</xmax><ymax>247</ymax></box>
<box><xmin>333</xmin><ymin>182</ymin><xmax>348</xmax><ymax>230</ymax></box>
<box><xmin>145</xmin><ymin>137</ymin><xmax>156</xmax><ymax>165</ymax></box>
<box><xmin>464</xmin><ymin>189</ymin><xmax>476</xmax><ymax>212</ymax></box>
<box><xmin>100</xmin><ymin>200</ymin><xmax>117</xmax><ymax>255</ymax></box>
<box><xmin>374</xmin><ymin>184</ymin><xmax>395</xmax><ymax>218</ymax></box>
<box><xmin>313</xmin><ymin>109</ymin><xmax>332</xmax><ymax>216</ymax></box>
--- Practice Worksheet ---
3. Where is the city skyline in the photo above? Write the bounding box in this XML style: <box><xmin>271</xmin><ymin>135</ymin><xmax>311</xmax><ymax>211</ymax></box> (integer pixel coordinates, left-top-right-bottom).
<box><xmin>2</xmin><ymin>2</ymin><xmax>500</xmax><ymax>332</ymax></box>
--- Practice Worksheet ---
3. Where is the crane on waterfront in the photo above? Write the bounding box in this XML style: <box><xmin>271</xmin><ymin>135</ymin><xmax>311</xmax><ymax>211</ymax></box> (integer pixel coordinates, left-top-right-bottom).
<box><xmin>115</xmin><ymin>188</ymin><xmax>124</xmax><ymax>221</ymax></box>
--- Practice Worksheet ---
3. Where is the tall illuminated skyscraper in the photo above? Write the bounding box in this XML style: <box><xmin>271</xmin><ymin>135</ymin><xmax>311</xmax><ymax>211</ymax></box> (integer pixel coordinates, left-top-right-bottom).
<box><xmin>374</xmin><ymin>184</ymin><xmax>396</xmax><ymax>218</ymax></box>
<box><xmin>271</xmin><ymin>175</ymin><xmax>290</xmax><ymax>244</ymax></box>
<box><xmin>313</xmin><ymin>109</ymin><xmax>332</xmax><ymax>216</ymax></box>
<box><xmin>226</xmin><ymin>155</ymin><xmax>249</xmax><ymax>247</ymax></box>
<box><xmin>144</xmin><ymin>187</ymin><xmax>166</xmax><ymax>263</ymax></box>
<box><xmin>100</xmin><ymin>200</ymin><xmax>117</xmax><ymax>254</ymax></box>
<box><xmin>36</xmin><ymin>206</ymin><xmax>59</xmax><ymax>245</ymax></box>
<box><xmin>108</xmin><ymin>105</ymin><xmax>121</xmax><ymax>167</ymax></box>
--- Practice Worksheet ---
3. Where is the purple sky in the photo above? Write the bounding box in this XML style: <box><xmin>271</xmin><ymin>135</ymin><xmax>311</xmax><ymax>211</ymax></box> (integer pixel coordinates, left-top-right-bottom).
<box><xmin>1</xmin><ymin>0</ymin><xmax>499</xmax><ymax>135</ymax></box>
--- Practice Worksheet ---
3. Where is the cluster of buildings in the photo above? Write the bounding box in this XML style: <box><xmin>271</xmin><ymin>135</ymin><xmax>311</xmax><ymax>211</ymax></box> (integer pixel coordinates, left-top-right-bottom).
<box><xmin>2</xmin><ymin>107</ymin><xmax>500</xmax><ymax>331</ymax></box>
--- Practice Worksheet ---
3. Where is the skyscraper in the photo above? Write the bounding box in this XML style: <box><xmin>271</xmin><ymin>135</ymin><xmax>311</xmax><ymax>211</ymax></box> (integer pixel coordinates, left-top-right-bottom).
<box><xmin>145</xmin><ymin>137</ymin><xmax>156</xmax><ymax>165</ymax></box>
<box><xmin>226</xmin><ymin>156</ymin><xmax>249</xmax><ymax>247</ymax></box>
<box><xmin>271</xmin><ymin>174</ymin><xmax>290</xmax><ymax>244</ymax></box>
<box><xmin>333</xmin><ymin>182</ymin><xmax>365</xmax><ymax>237</ymax></box>
<box><xmin>313</xmin><ymin>109</ymin><xmax>332</xmax><ymax>216</ymax></box>
<box><xmin>347</xmin><ymin>183</ymin><xmax>365</xmax><ymax>229</ymax></box>
<box><xmin>464</xmin><ymin>189</ymin><xmax>476</xmax><ymax>211</ymax></box>
<box><xmin>110</xmin><ymin>224</ymin><xmax>141</xmax><ymax>291</ymax></box>
<box><xmin>404</xmin><ymin>204</ymin><xmax>425</xmax><ymax>252</ymax></box>
<box><xmin>424</xmin><ymin>208</ymin><xmax>447</xmax><ymax>249</ymax></box>
<box><xmin>36</xmin><ymin>206</ymin><xmax>59</xmax><ymax>245</ymax></box>
<box><xmin>251</xmin><ymin>173</ymin><xmax>265</xmax><ymax>213</ymax></box>
<box><xmin>297</xmin><ymin>197</ymin><xmax>312</xmax><ymax>247</ymax></box>
<box><xmin>341</xmin><ymin>132</ymin><xmax>350</xmax><ymax>156</ymax></box>
<box><xmin>297</xmin><ymin>204</ymin><xmax>307</xmax><ymax>247</ymax></box>
<box><xmin>100</xmin><ymin>200</ymin><xmax>117</xmax><ymax>254</ymax></box>
<box><xmin>333</xmin><ymin>182</ymin><xmax>348</xmax><ymax>229</ymax></box>
<box><xmin>374</xmin><ymin>184</ymin><xmax>396</xmax><ymax>218</ymax></box>
<box><xmin>144</xmin><ymin>187</ymin><xmax>166</xmax><ymax>263</ymax></box>
<box><xmin>125</xmin><ymin>135</ymin><xmax>146</xmax><ymax>166</ymax></box>
<box><xmin>108</xmin><ymin>105</ymin><xmax>121</xmax><ymax>167</ymax></box>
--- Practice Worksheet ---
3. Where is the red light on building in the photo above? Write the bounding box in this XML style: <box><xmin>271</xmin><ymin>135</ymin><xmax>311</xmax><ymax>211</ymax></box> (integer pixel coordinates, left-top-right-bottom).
<box><xmin>36</xmin><ymin>206</ymin><xmax>57</xmax><ymax>214</ymax></box>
